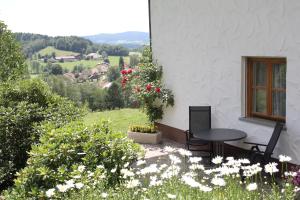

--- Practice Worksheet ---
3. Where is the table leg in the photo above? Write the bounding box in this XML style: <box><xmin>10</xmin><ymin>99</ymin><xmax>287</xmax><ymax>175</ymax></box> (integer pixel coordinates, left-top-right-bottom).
<box><xmin>215</xmin><ymin>141</ymin><xmax>224</xmax><ymax>157</ymax></box>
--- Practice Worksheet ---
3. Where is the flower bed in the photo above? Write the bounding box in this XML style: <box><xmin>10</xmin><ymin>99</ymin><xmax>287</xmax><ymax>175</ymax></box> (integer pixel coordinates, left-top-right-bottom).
<box><xmin>56</xmin><ymin>148</ymin><xmax>298</xmax><ymax>199</ymax></box>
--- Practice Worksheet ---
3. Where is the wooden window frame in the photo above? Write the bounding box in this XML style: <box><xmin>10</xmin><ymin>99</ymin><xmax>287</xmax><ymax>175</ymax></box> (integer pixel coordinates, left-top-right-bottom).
<box><xmin>246</xmin><ymin>57</ymin><xmax>286</xmax><ymax>122</ymax></box>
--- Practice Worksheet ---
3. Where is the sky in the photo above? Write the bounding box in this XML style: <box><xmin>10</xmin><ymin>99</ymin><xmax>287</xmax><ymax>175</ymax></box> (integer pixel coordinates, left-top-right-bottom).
<box><xmin>0</xmin><ymin>0</ymin><xmax>149</xmax><ymax>36</ymax></box>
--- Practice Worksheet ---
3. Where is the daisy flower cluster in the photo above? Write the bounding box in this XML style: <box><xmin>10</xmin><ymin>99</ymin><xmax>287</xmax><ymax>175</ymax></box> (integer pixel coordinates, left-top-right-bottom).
<box><xmin>42</xmin><ymin>147</ymin><xmax>298</xmax><ymax>200</ymax></box>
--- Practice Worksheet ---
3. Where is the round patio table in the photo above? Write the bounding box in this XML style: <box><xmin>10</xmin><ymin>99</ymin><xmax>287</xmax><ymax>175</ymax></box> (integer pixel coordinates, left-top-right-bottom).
<box><xmin>193</xmin><ymin>128</ymin><xmax>247</xmax><ymax>157</ymax></box>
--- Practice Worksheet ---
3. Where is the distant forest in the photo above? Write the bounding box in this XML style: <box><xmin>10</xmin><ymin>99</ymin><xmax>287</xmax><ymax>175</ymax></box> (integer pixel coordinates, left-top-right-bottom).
<box><xmin>14</xmin><ymin>32</ymin><xmax>130</xmax><ymax>58</ymax></box>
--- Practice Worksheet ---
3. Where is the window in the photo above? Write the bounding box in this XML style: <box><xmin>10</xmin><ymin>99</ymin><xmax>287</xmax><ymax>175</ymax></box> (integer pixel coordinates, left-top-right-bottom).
<box><xmin>246</xmin><ymin>57</ymin><xmax>286</xmax><ymax>122</ymax></box>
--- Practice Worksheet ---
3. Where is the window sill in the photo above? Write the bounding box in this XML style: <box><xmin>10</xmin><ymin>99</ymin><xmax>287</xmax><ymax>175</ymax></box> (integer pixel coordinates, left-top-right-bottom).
<box><xmin>238</xmin><ymin>117</ymin><xmax>287</xmax><ymax>130</ymax></box>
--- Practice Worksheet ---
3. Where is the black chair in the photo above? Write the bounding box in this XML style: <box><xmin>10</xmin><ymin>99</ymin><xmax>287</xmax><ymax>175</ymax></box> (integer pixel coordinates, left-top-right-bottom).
<box><xmin>244</xmin><ymin>122</ymin><xmax>284</xmax><ymax>165</ymax></box>
<box><xmin>184</xmin><ymin>106</ymin><xmax>213</xmax><ymax>157</ymax></box>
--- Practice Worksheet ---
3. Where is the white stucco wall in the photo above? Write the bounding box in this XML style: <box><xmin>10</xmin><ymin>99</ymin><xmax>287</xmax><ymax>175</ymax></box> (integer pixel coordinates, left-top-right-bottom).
<box><xmin>150</xmin><ymin>0</ymin><xmax>300</xmax><ymax>164</ymax></box>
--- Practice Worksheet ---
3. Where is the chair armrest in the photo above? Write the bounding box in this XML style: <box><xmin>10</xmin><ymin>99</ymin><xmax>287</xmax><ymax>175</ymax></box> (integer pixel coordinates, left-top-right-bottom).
<box><xmin>244</xmin><ymin>141</ymin><xmax>267</xmax><ymax>147</ymax></box>
<box><xmin>184</xmin><ymin>130</ymin><xmax>192</xmax><ymax>142</ymax></box>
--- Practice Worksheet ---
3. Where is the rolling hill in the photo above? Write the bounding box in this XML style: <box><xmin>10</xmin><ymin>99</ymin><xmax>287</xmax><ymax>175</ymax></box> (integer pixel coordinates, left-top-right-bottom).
<box><xmin>84</xmin><ymin>31</ymin><xmax>149</xmax><ymax>48</ymax></box>
<box><xmin>38</xmin><ymin>46</ymin><xmax>79</xmax><ymax>57</ymax></box>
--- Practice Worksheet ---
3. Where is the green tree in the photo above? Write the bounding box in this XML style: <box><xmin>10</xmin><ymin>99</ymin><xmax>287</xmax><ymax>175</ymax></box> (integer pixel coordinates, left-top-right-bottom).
<box><xmin>73</xmin><ymin>64</ymin><xmax>84</xmax><ymax>73</ymax></box>
<box><xmin>51</xmin><ymin>64</ymin><xmax>63</xmax><ymax>75</ymax></box>
<box><xmin>30</xmin><ymin>60</ymin><xmax>40</xmax><ymax>74</ymax></box>
<box><xmin>51</xmin><ymin>51</ymin><xmax>56</xmax><ymax>58</ymax></box>
<box><xmin>0</xmin><ymin>21</ymin><xmax>27</xmax><ymax>82</ymax></box>
<box><xmin>119</xmin><ymin>56</ymin><xmax>124</xmax><ymax>71</ymax></box>
<box><xmin>101</xmin><ymin>51</ymin><xmax>108</xmax><ymax>59</ymax></box>
<box><xmin>107</xmin><ymin>66</ymin><xmax>120</xmax><ymax>82</ymax></box>
<box><xmin>104</xmin><ymin>57</ymin><xmax>110</xmax><ymax>64</ymax></box>
<box><xmin>106</xmin><ymin>82</ymin><xmax>124</xmax><ymax>109</ymax></box>
<box><xmin>129</xmin><ymin>54</ymin><xmax>140</xmax><ymax>67</ymax></box>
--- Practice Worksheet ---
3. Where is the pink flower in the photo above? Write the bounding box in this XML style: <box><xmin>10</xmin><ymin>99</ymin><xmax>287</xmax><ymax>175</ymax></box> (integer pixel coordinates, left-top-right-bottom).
<box><xmin>155</xmin><ymin>87</ymin><xmax>161</xmax><ymax>93</ymax></box>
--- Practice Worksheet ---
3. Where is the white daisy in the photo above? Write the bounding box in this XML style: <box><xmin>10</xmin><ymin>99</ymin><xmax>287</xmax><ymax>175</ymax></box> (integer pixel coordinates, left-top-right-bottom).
<box><xmin>189</xmin><ymin>157</ymin><xmax>202</xmax><ymax>163</ymax></box>
<box><xmin>101</xmin><ymin>192</ymin><xmax>108</xmax><ymax>198</ymax></box>
<box><xmin>56</xmin><ymin>184</ymin><xmax>68</xmax><ymax>193</ymax></box>
<box><xmin>169</xmin><ymin>155</ymin><xmax>181</xmax><ymax>164</ymax></box>
<box><xmin>167</xmin><ymin>193</ymin><xmax>176</xmax><ymax>199</ymax></box>
<box><xmin>46</xmin><ymin>188</ymin><xmax>55</xmax><ymax>197</ymax></box>
<box><xmin>246</xmin><ymin>183</ymin><xmax>257</xmax><ymax>191</ymax></box>
<box><xmin>279</xmin><ymin>155</ymin><xmax>292</xmax><ymax>162</ymax></box>
<box><xmin>178</xmin><ymin>148</ymin><xmax>192</xmax><ymax>157</ymax></box>
<box><xmin>75</xmin><ymin>182</ymin><xmax>84</xmax><ymax>189</ymax></box>
<box><xmin>126</xmin><ymin>179</ymin><xmax>140</xmax><ymax>188</ymax></box>
<box><xmin>212</xmin><ymin>156</ymin><xmax>223</xmax><ymax>165</ymax></box>
<box><xmin>77</xmin><ymin>165</ymin><xmax>86</xmax><ymax>172</ymax></box>
<box><xmin>211</xmin><ymin>177</ymin><xmax>226</xmax><ymax>187</ymax></box>
<box><xmin>264</xmin><ymin>162</ymin><xmax>279</xmax><ymax>174</ymax></box>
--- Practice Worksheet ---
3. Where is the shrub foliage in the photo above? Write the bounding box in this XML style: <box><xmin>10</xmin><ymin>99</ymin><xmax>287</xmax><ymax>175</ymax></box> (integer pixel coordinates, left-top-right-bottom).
<box><xmin>0</xmin><ymin>79</ymin><xmax>84</xmax><ymax>186</ymax></box>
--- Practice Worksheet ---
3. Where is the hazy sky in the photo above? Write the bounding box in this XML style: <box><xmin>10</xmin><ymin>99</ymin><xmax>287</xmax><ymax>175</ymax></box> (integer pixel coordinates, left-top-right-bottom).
<box><xmin>0</xmin><ymin>0</ymin><xmax>149</xmax><ymax>36</ymax></box>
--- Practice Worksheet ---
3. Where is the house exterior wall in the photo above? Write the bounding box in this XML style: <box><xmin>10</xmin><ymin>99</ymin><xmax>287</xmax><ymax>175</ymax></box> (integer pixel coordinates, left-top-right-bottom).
<box><xmin>150</xmin><ymin>0</ymin><xmax>300</xmax><ymax>164</ymax></box>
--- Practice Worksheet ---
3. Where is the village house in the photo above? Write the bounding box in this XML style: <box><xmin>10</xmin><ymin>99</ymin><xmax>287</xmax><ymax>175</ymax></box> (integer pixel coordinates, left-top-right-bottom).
<box><xmin>55</xmin><ymin>56</ymin><xmax>77</xmax><ymax>62</ymax></box>
<box><xmin>86</xmin><ymin>53</ymin><xmax>102</xmax><ymax>60</ymax></box>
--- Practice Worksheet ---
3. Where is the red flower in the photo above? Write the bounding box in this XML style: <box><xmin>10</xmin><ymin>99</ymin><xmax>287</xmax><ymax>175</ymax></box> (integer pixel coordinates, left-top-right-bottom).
<box><xmin>127</xmin><ymin>68</ymin><xmax>133</xmax><ymax>74</ymax></box>
<box><xmin>146</xmin><ymin>83</ymin><xmax>152</xmax><ymax>91</ymax></box>
<box><xmin>121</xmin><ymin>77</ymin><xmax>128</xmax><ymax>88</ymax></box>
<box><xmin>121</xmin><ymin>70</ymin><xmax>127</xmax><ymax>75</ymax></box>
<box><xmin>122</xmin><ymin>77</ymin><xmax>128</xmax><ymax>83</ymax></box>
<box><xmin>155</xmin><ymin>87</ymin><xmax>161</xmax><ymax>93</ymax></box>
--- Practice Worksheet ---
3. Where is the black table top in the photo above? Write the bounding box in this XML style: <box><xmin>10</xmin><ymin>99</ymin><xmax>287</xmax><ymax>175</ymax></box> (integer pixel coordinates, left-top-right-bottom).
<box><xmin>193</xmin><ymin>128</ymin><xmax>247</xmax><ymax>142</ymax></box>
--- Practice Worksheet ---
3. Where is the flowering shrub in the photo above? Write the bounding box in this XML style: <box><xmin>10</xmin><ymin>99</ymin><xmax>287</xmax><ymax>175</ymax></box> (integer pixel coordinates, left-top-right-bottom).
<box><xmin>3</xmin><ymin>120</ymin><xmax>142</xmax><ymax>199</ymax></box>
<box><xmin>121</xmin><ymin>47</ymin><xmax>174</xmax><ymax>122</ymax></box>
<box><xmin>63</xmin><ymin>149</ymin><xmax>298</xmax><ymax>200</ymax></box>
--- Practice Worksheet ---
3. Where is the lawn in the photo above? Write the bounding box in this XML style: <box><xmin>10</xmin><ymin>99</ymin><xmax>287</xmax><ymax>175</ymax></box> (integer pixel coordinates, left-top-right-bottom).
<box><xmin>108</xmin><ymin>56</ymin><xmax>129</xmax><ymax>67</ymax></box>
<box><xmin>84</xmin><ymin>108</ymin><xmax>148</xmax><ymax>133</ymax></box>
<box><xmin>40</xmin><ymin>56</ymin><xmax>129</xmax><ymax>71</ymax></box>
<box><xmin>60</xmin><ymin>56</ymin><xmax>129</xmax><ymax>70</ymax></box>
<box><xmin>38</xmin><ymin>46</ymin><xmax>79</xmax><ymax>57</ymax></box>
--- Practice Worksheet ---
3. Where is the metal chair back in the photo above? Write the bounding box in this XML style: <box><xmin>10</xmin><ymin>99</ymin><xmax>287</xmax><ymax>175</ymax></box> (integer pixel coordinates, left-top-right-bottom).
<box><xmin>189</xmin><ymin>106</ymin><xmax>211</xmax><ymax>135</ymax></box>
<box><xmin>264</xmin><ymin>122</ymin><xmax>284</xmax><ymax>161</ymax></box>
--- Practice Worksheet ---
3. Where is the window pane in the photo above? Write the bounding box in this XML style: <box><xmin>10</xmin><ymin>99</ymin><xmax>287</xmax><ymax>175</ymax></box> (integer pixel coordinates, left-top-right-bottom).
<box><xmin>273</xmin><ymin>63</ymin><xmax>286</xmax><ymax>89</ymax></box>
<box><xmin>253</xmin><ymin>62</ymin><xmax>267</xmax><ymax>86</ymax></box>
<box><xmin>253</xmin><ymin>89</ymin><xmax>267</xmax><ymax>113</ymax></box>
<box><xmin>272</xmin><ymin>91</ymin><xmax>286</xmax><ymax>117</ymax></box>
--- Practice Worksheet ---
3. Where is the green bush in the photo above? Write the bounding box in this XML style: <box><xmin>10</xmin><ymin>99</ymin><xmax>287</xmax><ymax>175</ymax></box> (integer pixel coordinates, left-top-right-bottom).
<box><xmin>105</xmin><ymin>82</ymin><xmax>124</xmax><ymax>109</ymax></box>
<box><xmin>0</xmin><ymin>79</ymin><xmax>84</xmax><ymax>186</ymax></box>
<box><xmin>129</xmin><ymin>124</ymin><xmax>157</xmax><ymax>133</ymax></box>
<box><xmin>3</xmin><ymin>121</ymin><xmax>142</xmax><ymax>199</ymax></box>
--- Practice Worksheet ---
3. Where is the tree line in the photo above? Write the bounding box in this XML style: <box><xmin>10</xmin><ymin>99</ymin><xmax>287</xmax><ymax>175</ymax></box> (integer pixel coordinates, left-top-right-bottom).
<box><xmin>14</xmin><ymin>32</ymin><xmax>130</xmax><ymax>58</ymax></box>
